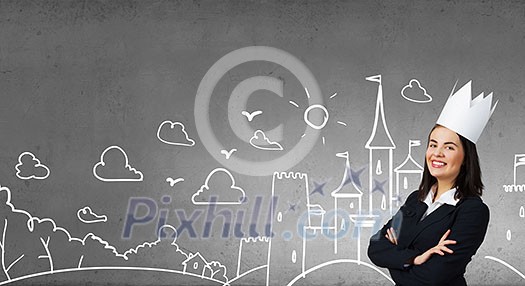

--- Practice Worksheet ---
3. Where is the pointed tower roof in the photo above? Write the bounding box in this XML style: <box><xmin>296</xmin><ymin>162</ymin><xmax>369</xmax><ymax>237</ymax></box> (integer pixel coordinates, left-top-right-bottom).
<box><xmin>331</xmin><ymin>152</ymin><xmax>363</xmax><ymax>198</ymax></box>
<box><xmin>395</xmin><ymin>140</ymin><xmax>423</xmax><ymax>173</ymax></box>
<box><xmin>395</xmin><ymin>155</ymin><xmax>423</xmax><ymax>173</ymax></box>
<box><xmin>365</xmin><ymin>75</ymin><xmax>396</xmax><ymax>149</ymax></box>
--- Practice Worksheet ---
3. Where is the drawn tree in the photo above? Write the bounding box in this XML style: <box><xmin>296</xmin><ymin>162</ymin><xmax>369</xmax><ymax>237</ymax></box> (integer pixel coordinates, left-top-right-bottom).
<box><xmin>29</xmin><ymin>218</ymin><xmax>84</xmax><ymax>271</ymax></box>
<box><xmin>0</xmin><ymin>186</ymin><xmax>52</xmax><ymax>281</ymax></box>
<box><xmin>206</xmin><ymin>261</ymin><xmax>228</xmax><ymax>283</ymax></box>
<box><xmin>125</xmin><ymin>225</ymin><xmax>188</xmax><ymax>271</ymax></box>
<box><xmin>77</xmin><ymin>233</ymin><xmax>128</xmax><ymax>267</ymax></box>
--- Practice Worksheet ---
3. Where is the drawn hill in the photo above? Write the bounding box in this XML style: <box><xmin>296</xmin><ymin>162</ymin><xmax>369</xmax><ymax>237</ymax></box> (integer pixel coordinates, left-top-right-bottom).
<box><xmin>0</xmin><ymin>184</ymin><xmax>228</xmax><ymax>285</ymax></box>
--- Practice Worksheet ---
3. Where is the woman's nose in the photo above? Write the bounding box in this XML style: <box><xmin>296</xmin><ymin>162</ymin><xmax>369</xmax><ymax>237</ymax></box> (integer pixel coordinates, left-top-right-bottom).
<box><xmin>433</xmin><ymin>147</ymin><xmax>444</xmax><ymax>156</ymax></box>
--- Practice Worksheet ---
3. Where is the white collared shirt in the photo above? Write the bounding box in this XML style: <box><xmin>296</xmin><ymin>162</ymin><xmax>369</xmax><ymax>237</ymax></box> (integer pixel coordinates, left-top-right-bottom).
<box><xmin>421</xmin><ymin>187</ymin><xmax>459</xmax><ymax>221</ymax></box>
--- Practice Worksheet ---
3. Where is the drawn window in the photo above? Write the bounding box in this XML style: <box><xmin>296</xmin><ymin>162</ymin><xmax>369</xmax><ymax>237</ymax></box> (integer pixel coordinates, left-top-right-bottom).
<box><xmin>403</xmin><ymin>177</ymin><xmax>408</xmax><ymax>189</ymax></box>
<box><xmin>193</xmin><ymin>262</ymin><xmax>198</xmax><ymax>270</ymax></box>
<box><xmin>376</xmin><ymin>160</ymin><xmax>382</xmax><ymax>175</ymax></box>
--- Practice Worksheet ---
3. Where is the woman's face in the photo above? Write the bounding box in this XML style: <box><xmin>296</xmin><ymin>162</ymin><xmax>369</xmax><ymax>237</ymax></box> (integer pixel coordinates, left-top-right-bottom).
<box><xmin>425</xmin><ymin>126</ymin><xmax>465</xmax><ymax>185</ymax></box>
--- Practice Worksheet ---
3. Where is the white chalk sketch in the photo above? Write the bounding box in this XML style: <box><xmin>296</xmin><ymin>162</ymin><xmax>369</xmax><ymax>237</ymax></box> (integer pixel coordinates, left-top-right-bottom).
<box><xmin>520</xmin><ymin>206</ymin><xmax>524</xmax><ymax>218</ymax></box>
<box><xmin>303</xmin><ymin>104</ymin><xmax>329</xmax><ymax>130</ymax></box>
<box><xmin>92</xmin><ymin>146</ymin><xmax>143</xmax><ymax>182</ymax></box>
<box><xmin>191</xmin><ymin>168</ymin><xmax>246</xmax><ymax>205</ymax></box>
<box><xmin>336</xmin><ymin>121</ymin><xmax>347</xmax><ymax>127</ymax></box>
<box><xmin>156</xmin><ymin>120</ymin><xmax>196</xmax><ymax>147</ymax></box>
<box><xmin>220</xmin><ymin>149</ymin><xmax>237</xmax><ymax>159</ymax></box>
<box><xmin>485</xmin><ymin>256</ymin><xmax>525</xmax><ymax>280</ymax></box>
<box><xmin>331</xmin><ymin>152</ymin><xmax>363</xmax><ymax>254</ymax></box>
<box><xmin>76</xmin><ymin>207</ymin><xmax>107</xmax><ymax>224</ymax></box>
<box><xmin>236</xmin><ymin>236</ymin><xmax>270</xmax><ymax>277</ymax></box>
<box><xmin>502</xmin><ymin>154</ymin><xmax>525</xmax><ymax>192</ymax></box>
<box><xmin>249</xmin><ymin>130</ymin><xmax>283</xmax><ymax>151</ymax></box>
<box><xmin>0</xmin><ymin>184</ymin><xmax>230</xmax><ymax>285</ymax></box>
<box><xmin>394</xmin><ymin>140</ymin><xmax>423</xmax><ymax>208</ymax></box>
<box><xmin>289</xmin><ymin>100</ymin><xmax>299</xmax><ymax>108</ymax></box>
<box><xmin>506</xmin><ymin>230</ymin><xmax>512</xmax><ymax>241</ymax></box>
<box><xmin>329</xmin><ymin>92</ymin><xmax>338</xmax><ymax>99</ymax></box>
<box><xmin>15</xmin><ymin>152</ymin><xmax>50</xmax><ymax>180</ymax></box>
<box><xmin>266</xmin><ymin>172</ymin><xmax>309</xmax><ymax>286</ymax></box>
<box><xmin>241</xmin><ymin>110</ymin><xmax>263</xmax><ymax>122</ymax></box>
<box><xmin>166</xmin><ymin>177</ymin><xmax>184</xmax><ymax>187</ymax></box>
<box><xmin>365</xmin><ymin>75</ymin><xmax>396</xmax><ymax>215</ymax></box>
<box><xmin>286</xmin><ymin>259</ymin><xmax>394</xmax><ymax>286</ymax></box>
<box><xmin>401</xmin><ymin>79</ymin><xmax>432</xmax><ymax>103</ymax></box>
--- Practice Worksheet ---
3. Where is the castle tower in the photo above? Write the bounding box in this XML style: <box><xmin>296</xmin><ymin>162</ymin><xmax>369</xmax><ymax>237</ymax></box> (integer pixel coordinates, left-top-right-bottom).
<box><xmin>394</xmin><ymin>140</ymin><xmax>423</xmax><ymax>209</ymax></box>
<box><xmin>266</xmin><ymin>172</ymin><xmax>308</xmax><ymax>286</ymax></box>
<box><xmin>237</xmin><ymin>236</ymin><xmax>270</xmax><ymax>277</ymax></box>
<box><xmin>365</xmin><ymin>75</ymin><xmax>396</xmax><ymax>216</ymax></box>
<box><xmin>330</xmin><ymin>151</ymin><xmax>363</xmax><ymax>255</ymax></box>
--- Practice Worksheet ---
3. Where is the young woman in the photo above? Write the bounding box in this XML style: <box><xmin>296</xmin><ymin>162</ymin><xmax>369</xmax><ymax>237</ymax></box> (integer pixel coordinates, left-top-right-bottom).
<box><xmin>367</xmin><ymin>124</ymin><xmax>489</xmax><ymax>286</ymax></box>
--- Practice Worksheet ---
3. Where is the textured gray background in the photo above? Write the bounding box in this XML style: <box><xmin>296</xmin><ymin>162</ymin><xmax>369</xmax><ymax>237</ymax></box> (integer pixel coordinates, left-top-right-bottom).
<box><xmin>1</xmin><ymin>0</ymin><xmax>525</xmax><ymax>285</ymax></box>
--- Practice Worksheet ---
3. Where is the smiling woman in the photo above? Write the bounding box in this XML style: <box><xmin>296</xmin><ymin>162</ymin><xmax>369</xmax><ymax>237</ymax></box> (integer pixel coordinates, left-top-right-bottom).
<box><xmin>368</xmin><ymin>81</ymin><xmax>497</xmax><ymax>286</ymax></box>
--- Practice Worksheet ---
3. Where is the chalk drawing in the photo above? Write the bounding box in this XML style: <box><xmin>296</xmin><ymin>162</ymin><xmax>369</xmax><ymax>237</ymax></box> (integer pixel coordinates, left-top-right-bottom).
<box><xmin>365</xmin><ymin>74</ymin><xmax>396</xmax><ymax>215</ymax></box>
<box><xmin>289</xmin><ymin>101</ymin><xmax>299</xmax><ymax>108</ymax></box>
<box><xmin>401</xmin><ymin>79</ymin><xmax>432</xmax><ymax>103</ymax></box>
<box><xmin>76</xmin><ymin>207</ymin><xmax>107</xmax><ymax>224</ymax></box>
<box><xmin>331</xmin><ymin>151</ymin><xmax>363</xmax><ymax>254</ymax></box>
<box><xmin>0</xmin><ymin>184</ymin><xmax>230</xmax><ymax>285</ymax></box>
<box><xmin>166</xmin><ymin>177</ymin><xmax>184</xmax><ymax>187</ymax></box>
<box><xmin>15</xmin><ymin>152</ymin><xmax>50</xmax><ymax>180</ymax></box>
<box><xmin>156</xmin><ymin>120</ymin><xmax>196</xmax><ymax>147</ymax></box>
<box><xmin>241</xmin><ymin>110</ymin><xmax>263</xmax><ymax>122</ymax></box>
<box><xmin>220</xmin><ymin>149</ymin><xmax>237</xmax><ymax>159</ymax></box>
<box><xmin>485</xmin><ymin>256</ymin><xmax>525</xmax><ymax>280</ymax></box>
<box><xmin>236</xmin><ymin>236</ymin><xmax>269</xmax><ymax>277</ymax></box>
<box><xmin>191</xmin><ymin>168</ymin><xmax>246</xmax><ymax>205</ymax></box>
<box><xmin>503</xmin><ymin>154</ymin><xmax>525</xmax><ymax>192</ymax></box>
<box><xmin>286</xmin><ymin>259</ymin><xmax>394</xmax><ymax>286</ymax></box>
<box><xmin>249</xmin><ymin>130</ymin><xmax>284</xmax><ymax>151</ymax></box>
<box><xmin>394</xmin><ymin>140</ymin><xmax>423</xmax><ymax>208</ymax></box>
<box><xmin>303</xmin><ymin>104</ymin><xmax>329</xmax><ymax>130</ymax></box>
<box><xmin>92</xmin><ymin>146</ymin><xmax>143</xmax><ymax>182</ymax></box>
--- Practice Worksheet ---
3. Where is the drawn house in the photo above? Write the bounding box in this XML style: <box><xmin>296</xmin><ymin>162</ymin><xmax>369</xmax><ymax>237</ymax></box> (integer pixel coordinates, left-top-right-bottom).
<box><xmin>330</xmin><ymin>151</ymin><xmax>363</xmax><ymax>254</ymax></box>
<box><xmin>394</xmin><ymin>140</ymin><xmax>423</xmax><ymax>209</ymax></box>
<box><xmin>182</xmin><ymin>252</ymin><xmax>211</xmax><ymax>278</ymax></box>
<box><xmin>365</xmin><ymin>75</ymin><xmax>396</xmax><ymax>216</ymax></box>
<box><xmin>266</xmin><ymin>172</ymin><xmax>308</xmax><ymax>286</ymax></box>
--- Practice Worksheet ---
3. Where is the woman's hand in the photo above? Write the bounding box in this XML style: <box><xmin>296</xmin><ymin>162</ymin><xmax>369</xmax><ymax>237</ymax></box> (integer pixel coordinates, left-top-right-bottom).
<box><xmin>413</xmin><ymin>229</ymin><xmax>457</xmax><ymax>266</ymax></box>
<box><xmin>385</xmin><ymin>227</ymin><xmax>398</xmax><ymax>245</ymax></box>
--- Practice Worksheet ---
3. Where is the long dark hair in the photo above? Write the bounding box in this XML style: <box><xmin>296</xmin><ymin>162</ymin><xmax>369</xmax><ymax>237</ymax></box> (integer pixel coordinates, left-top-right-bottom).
<box><xmin>418</xmin><ymin>125</ymin><xmax>484</xmax><ymax>201</ymax></box>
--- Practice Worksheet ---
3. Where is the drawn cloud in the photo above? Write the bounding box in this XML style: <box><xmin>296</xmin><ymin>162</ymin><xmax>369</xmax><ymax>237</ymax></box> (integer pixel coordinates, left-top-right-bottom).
<box><xmin>93</xmin><ymin>145</ymin><xmax>143</xmax><ymax>182</ymax></box>
<box><xmin>401</xmin><ymin>79</ymin><xmax>432</xmax><ymax>103</ymax></box>
<box><xmin>157</xmin><ymin>120</ymin><xmax>196</xmax><ymax>146</ymax></box>
<box><xmin>15</xmin><ymin>152</ymin><xmax>50</xmax><ymax>180</ymax></box>
<box><xmin>77</xmin><ymin>206</ymin><xmax>108</xmax><ymax>224</ymax></box>
<box><xmin>192</xmin><ymin>168</ymin><xmax>246</xmax><ymax>205</ymax></box>
<box><xmin>249</xmin><ymin>130</ymin><xmax>283</xmax><ymax>151</ymax></box>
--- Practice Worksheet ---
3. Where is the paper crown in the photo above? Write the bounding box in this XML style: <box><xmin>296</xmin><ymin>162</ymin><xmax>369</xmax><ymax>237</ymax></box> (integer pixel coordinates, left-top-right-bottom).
<box><xmin>436</xmin><ymin>81</ymin><xmax>498</xmax><ymax>144</ymax></box>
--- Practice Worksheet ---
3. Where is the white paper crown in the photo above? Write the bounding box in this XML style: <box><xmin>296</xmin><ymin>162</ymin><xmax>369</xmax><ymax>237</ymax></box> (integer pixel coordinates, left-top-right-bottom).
<box><xmin>436</xmin><ymin>81</ymin><xmax>498</xmax><ymax>143</ymax></box>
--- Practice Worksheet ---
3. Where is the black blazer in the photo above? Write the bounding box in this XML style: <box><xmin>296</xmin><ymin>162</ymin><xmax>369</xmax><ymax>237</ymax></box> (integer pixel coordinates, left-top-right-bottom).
<box><xmin>368</xmin><ymin>190</ymin><xmax>489</xmax><ymax>286</ymax></box>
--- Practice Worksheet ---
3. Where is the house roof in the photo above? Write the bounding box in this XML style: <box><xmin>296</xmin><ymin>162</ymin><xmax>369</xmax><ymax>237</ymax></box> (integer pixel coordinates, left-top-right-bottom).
<box><xmin>182</xmin><ymin>252</ymin><xmax>208</xmax><ymax>265</ymax></box>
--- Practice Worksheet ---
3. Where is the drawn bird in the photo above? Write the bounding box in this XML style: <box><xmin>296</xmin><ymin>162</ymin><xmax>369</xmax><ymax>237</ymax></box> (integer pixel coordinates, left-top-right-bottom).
<box><xmin>241</xmin><ymin>110</ymin><xmax>263</xmax><ymax>122</ymax></box>
<box><xmin>220</xmin><ymin>148</ymin><xmax>237</xmax><ymax>159</ymax></box>
<box><xmin>166</xmin><ymin>177</ymin><xmax>184</xmax><ymax>187</ymax></box>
